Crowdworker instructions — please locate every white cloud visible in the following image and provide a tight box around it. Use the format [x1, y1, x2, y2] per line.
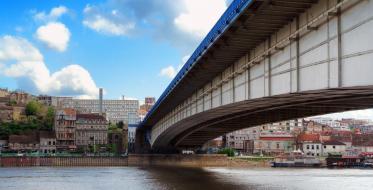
[34, 6, 68, 22]
[159, 55, 189, 79]
[160, 66, 178, 79]
[81, 0, 227, 52]
[182, 55, 190, 63]
[83, 15, 135, 36]
[174, 0, 227, 38]
[36, 22, 71, 52]
[0, 36, 43, 62]
[0, 35, 98, 99]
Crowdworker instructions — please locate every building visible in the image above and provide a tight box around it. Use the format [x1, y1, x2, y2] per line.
[0, 88, 9, 97]
[0, 105, 25, 122]
[75, 113, 108, 150]
[37, 95, 54, 106]
[357, 140, 373, 153]
[9, 91, 32, 105]
[55, 108, 77, 151]
[60, 98, 140, 124]
[0, 105, 13, 122]
[225, 128, 251, 151]
[8, 132, 40, 152]
[128, 124, 138, 153]
[259, 119, 304, 133]
[139, 97, 156, 121]
[353, 134, 373, 153]
[296, 133, 322, 157]
[0, 140, 8, 151]
[253, 132, 294, 155]
[39, 131, 56, 154]
[309, 117, 336, 127]
[140, 97, 156, 112]
[322, 140, 346, 156]
[108, 125, 128, 154]
[225, 119, 303, 152]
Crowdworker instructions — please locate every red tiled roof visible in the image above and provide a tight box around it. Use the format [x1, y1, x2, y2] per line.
[259, 137, 294, 141]
[9, 132, 39, 144]
[352, 134, 373, 146]
[39, 131, 55, 139]
[77, 113, 106, 120]
[63, 108, 76, 116]
[360, 139, 373, 147]
[297, 133, 320, 142]
[323, 140, 346, 145]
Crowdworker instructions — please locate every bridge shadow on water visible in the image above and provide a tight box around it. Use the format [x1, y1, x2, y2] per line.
[141, 166, 259, 190]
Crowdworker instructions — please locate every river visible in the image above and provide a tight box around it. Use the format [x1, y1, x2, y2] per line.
[0, 167, 372, 190]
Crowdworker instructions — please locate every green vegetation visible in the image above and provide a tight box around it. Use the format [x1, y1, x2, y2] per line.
[107, 144, 118, 154]
[0, 100, 55, 139]
[218, 148, 236, 157]
[108, 121, 126, 133]
[25, 100, 42, 116]
[117, 121, 124, 129]
[8, 100, 17, 106]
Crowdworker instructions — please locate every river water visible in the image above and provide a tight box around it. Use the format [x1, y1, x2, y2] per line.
[0, 167, 372, 190]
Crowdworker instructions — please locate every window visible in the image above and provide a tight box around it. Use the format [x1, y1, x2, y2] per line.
[333, 146, 336, 149]
[316, 145, 319, 150]
[276, 143, 280, 149]
[324, 145, 326, 149]
[306, 145, 309, 149]
[312, 145, 314, 150]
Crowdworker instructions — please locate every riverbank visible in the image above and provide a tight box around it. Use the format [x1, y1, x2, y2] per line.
[0, 154, 273, 168]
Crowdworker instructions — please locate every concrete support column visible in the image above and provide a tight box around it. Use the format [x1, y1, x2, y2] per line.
[337, 0, 342, 87]
[268, 37, 272, 96]
[295, 16, 300, 92]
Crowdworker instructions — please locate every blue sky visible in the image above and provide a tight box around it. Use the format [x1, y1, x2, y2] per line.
[0, 0, 229, 100]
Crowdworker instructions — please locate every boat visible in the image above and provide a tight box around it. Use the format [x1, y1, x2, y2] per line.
[271, 150, 321, 168]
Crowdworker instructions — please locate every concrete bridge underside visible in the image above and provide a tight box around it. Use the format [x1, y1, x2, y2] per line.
[156, 87, 373, 148]
[140, 0, 373, 151]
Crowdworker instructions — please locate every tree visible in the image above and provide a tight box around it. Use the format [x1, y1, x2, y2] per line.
[25, 100, 42, 116]
[117, 121, 124, 129]
[43, 106, 55, 130]
[8, 100, 17, 106]
[218, 148, 236, 157]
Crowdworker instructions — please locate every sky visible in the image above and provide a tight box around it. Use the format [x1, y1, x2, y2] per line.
[0, 0, 372, 120]
[0, 0, 229, 100]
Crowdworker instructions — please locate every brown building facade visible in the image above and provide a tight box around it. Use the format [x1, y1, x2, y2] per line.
[75, 114, 108, 149]
[55, 108, 77, 151]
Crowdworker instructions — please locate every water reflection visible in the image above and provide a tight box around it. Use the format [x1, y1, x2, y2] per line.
[1, 167, 373, 190]
[143, 166, 256, 190]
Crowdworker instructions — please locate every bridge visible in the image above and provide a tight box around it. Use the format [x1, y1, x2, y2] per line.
[138, 0, 373, 152]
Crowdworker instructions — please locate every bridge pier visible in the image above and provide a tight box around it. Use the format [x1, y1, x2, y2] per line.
[134, 128, 151, 154]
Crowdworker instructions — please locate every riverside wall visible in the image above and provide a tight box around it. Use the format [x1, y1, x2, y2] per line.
[128, 154, 229, 167]
[0, 154, 266, 167]
[0, 156, 128, 167]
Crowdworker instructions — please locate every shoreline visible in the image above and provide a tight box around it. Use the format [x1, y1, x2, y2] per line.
[0, 154, 273, 168]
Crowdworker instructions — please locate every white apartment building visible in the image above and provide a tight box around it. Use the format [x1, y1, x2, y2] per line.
[302, 142, 323, 157]
[60, 99, 140, 124]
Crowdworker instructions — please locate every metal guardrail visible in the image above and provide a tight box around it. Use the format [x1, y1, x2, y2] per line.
[142, 0, 253, 126]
